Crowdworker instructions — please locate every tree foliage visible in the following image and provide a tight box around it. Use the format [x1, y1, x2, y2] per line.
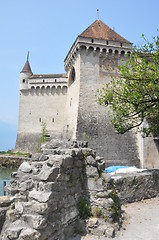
[97, 34, 159, 137]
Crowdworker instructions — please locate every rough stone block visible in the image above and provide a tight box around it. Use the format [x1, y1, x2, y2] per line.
[86, 155, 97, 167]
[0, 196, 12, 208]
[19, 161, 32, 173]
[15, 201, 24, 214]
[37, 165, 59, 181]
[6, 226, 22, 239]
[47, 155, 63, 167]
[23, 214, 47, 230]
[104, 225, 115, 238]
[61, 206, 78, 225]
[19, 228, 41, 240]
[87, 178, 105, 192]
[29, 190, 52, 203]
[62, 155, 74, 169]
[23, 202, 49, 215]
[86, 166, 98, 178]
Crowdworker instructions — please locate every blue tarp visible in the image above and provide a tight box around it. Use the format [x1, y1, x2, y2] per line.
[104, 166, 135, 173]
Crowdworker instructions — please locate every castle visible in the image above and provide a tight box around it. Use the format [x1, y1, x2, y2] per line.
[15, 19, 159, 168]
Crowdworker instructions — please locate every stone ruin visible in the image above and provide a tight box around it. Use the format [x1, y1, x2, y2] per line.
[0, 140, 122, 240]
[1, 139, 159, 240]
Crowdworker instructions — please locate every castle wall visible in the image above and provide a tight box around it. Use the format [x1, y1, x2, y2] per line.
[76, 49, 140, 166]
[16, 81, 67, 153]
[142, 137, 159, 168]
[63, 55, 80, 140]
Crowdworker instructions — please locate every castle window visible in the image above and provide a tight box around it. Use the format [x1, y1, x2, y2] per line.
[121, 50, 125, 56]
[115, 50, 119, 55]
[39, 118, 41, 122]
[55, 79, 57, 82]
[91, 39, 94, 43]
[23, 79, 25, 83]
[43, 80, 45, 83]
[106, 41, 109, 45]
[109, 49, 113, 54]
[52, 118, 55, 123]
[96, 47, 100, 53]
[121, 43, 123, 47]
[68, 67, 76, 86]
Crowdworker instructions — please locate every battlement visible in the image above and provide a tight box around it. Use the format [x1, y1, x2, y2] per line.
[64, 36, 132, 71]
[20, 73, 68, 93]
[21, 85, 67, 96]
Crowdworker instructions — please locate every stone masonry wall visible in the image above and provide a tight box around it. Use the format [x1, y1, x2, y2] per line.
[109, 169, 159, 204]
[0, 140, 121, 240]
[76, 50, 140, 167]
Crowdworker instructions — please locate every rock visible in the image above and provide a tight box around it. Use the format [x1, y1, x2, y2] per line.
[87, 178, 105, 192]
[104, 225, 115, 238]
[95, 156, 105, 171]
[86, 166, 98, 178]
[15, 201, 24, 214]
[47, 155, 63, 167]
[29, 190, 52, 203]
[88, 226, 105, 236]
[19, 228, 41, 240]
[23, 214, 47, 230]
[37, 165, 59, 181]
[19, 161, 32, 173]
[96, 190, 112, 198]
[62, 155, 74, 169]
[86, 155, 97, 167]
[32, 153, 41, 161]
[6, 226, 22, 239]
[0, 196, 12, 207]
[87, 218, 99, 228]
[39, 154, 49, 161]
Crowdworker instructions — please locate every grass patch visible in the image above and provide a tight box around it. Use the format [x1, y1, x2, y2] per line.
[0, 150, 31, 157]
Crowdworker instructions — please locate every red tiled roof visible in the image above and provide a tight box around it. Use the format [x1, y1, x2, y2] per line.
[79, 20, 130, 43]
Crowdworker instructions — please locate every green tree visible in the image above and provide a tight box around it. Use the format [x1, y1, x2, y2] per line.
[97, 34, 159, 137]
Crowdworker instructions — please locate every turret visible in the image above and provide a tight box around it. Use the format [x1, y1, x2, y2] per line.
[20, 52, 33, 90]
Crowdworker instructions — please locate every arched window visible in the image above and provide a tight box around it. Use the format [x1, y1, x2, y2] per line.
[51, 86, 56, 95]
[121, 51, 125, 56]
[30, 86, 35, 96]
[115, 50, 119, 56]
[56, 86, 61, 95]
[41, 86, 45, 96]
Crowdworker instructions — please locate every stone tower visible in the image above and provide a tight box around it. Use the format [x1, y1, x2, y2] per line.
[63, 20, 139, 166]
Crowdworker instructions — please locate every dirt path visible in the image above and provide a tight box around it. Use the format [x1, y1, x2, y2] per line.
[71, 196, 159, 240]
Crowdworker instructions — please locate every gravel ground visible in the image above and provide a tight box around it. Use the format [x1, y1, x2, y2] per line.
[71, 196, 159, 240]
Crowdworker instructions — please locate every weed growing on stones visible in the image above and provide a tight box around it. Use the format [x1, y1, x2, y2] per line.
[94, 206, 102, 218]
[94, 176, 98, 182]
[78, 197, 92, 219]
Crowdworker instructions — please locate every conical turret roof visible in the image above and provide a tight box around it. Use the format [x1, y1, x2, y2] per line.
[21, 52, 32, 73]
[79, 20, 130, 43]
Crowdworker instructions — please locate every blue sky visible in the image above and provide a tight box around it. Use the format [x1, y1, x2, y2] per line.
[0, 0, 158, 151]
